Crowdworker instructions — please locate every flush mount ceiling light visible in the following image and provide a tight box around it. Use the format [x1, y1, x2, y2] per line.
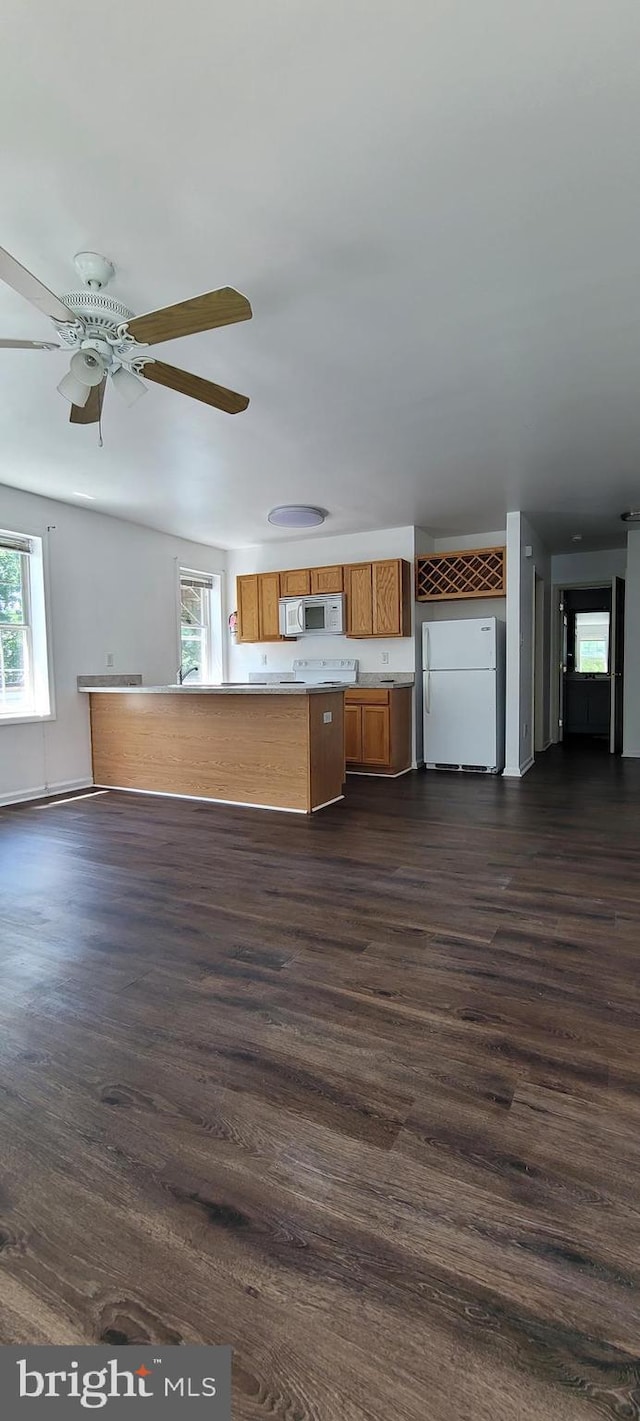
[620, 509, 640, 523]
[268, 505, 327, 529]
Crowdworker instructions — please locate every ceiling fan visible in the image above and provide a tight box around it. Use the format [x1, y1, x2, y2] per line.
[0, 248, 252, 425]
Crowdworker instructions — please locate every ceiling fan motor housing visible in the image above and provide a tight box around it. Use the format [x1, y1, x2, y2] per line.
[53, 291, 147, 374]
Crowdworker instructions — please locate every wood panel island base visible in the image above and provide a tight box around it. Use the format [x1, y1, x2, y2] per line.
[86, 686, 346, 813]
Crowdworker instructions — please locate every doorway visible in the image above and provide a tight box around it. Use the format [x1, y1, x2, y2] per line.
[555, 580, 625, 752]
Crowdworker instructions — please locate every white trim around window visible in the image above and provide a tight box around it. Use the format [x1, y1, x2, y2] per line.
[0, 528, 54, 724]
[176, 563, 224, 685]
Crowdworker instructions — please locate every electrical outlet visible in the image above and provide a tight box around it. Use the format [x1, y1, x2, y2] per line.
[381, 651, 390, 665]
[261, 653, 268, 666]
[106, 653, 114, 668]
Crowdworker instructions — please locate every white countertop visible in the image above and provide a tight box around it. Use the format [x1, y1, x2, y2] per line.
[79, 683, 346, 696]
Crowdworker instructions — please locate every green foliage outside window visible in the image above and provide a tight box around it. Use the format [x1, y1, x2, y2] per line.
[0, 549, 27, 693]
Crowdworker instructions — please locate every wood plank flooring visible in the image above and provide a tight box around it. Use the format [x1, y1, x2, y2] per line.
[1, 744, 639, 1418]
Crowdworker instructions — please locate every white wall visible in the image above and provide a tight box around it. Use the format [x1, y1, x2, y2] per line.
[551, 546, 627, 586]
[504, 513, 551, 776]
[623, 529, 640, 757]
[227, 525, 416, 679]
[0, 485, 226, 805]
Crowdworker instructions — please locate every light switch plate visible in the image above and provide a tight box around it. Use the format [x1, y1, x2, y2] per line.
[323, 711, 333, 723]
[106, 653, 114, 668]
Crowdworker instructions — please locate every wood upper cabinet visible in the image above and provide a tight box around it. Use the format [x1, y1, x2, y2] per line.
[280, 568, 311, 597]
[257, 572, 282, 640]
[236, 572, 282, 642]
[236, 575, 260, 643]
[345, 559, 411, 638]
[238, 557, 411, 642]
[310, 565, 343, 594]
[372, 559, 412, 637]
[345, 563, 374, 637]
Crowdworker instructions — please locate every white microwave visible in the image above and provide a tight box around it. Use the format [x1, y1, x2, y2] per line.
[279, 594, 345, 637]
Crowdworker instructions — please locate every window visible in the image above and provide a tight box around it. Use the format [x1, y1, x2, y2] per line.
[0, 530, 51, 720]
[575, 611, 610, 674]
[179, 570, 214, 683]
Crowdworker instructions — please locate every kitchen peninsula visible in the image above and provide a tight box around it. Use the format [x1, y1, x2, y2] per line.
[81, 684, 345, 813]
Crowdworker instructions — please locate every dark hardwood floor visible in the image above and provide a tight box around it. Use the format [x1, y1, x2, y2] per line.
[1, 748, 640, 1418]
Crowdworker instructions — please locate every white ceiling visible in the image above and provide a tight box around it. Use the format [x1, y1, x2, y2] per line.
[1, 0, 640, 551]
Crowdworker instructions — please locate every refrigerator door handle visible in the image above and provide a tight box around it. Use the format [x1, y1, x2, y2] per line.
[424, 670, 430, 714]
[424, 625, 430, 672]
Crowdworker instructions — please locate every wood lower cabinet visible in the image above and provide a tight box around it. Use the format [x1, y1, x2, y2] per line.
[280, 568, 311, 597]
[310, 565, 343, 594]
[344, 702, 362, 762]
[345, 687, 412, 775]
[237, 572, 282, 642]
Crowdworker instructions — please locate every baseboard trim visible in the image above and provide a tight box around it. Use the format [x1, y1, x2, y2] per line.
[346, 766, 414, 779]
[0, 777, 93, 809]
[502, 756, 535, 779]
[94, 783, 321, 815]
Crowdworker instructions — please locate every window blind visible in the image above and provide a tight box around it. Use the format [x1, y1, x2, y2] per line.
[0, 531, 33, 555]
[180, 570, 214, 589]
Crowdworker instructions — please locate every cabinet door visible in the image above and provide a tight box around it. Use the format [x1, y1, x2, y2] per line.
[236, 575, 260, 642]
[344, 703, 362, 762]
[361, 704, 391, 765]
[310, 565, 343, 594]
[280, 568, 311, 597]
[345, 563, 373, 637]
[369, 557, 403, 636]
[258, 572, 282, 640]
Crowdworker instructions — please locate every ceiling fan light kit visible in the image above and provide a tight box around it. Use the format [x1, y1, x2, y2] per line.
[57, 369, 91, 408]
[70, 347, 106, 386]
[0, 245, 252, 427]
[111, 363, 147, 406]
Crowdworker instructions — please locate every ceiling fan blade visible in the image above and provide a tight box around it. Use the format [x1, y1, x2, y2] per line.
[0, 338, 60, 349]
[70, 378, 106, 425]
[0, 247, 79, 324]
[126, 288, 252, 346]
[141, 359, 249, 414]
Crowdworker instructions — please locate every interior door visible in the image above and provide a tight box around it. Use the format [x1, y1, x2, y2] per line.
[558, 598, 568, 742]
[611, 576, 625, 753]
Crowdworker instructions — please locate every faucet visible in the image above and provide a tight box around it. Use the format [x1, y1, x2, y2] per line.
[177, 665, 199, 684]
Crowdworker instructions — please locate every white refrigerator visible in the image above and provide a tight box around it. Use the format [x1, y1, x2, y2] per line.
[422, 617, 505, 773]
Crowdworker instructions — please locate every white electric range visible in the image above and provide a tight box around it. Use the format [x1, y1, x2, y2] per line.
[247, 658, 359, 687]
